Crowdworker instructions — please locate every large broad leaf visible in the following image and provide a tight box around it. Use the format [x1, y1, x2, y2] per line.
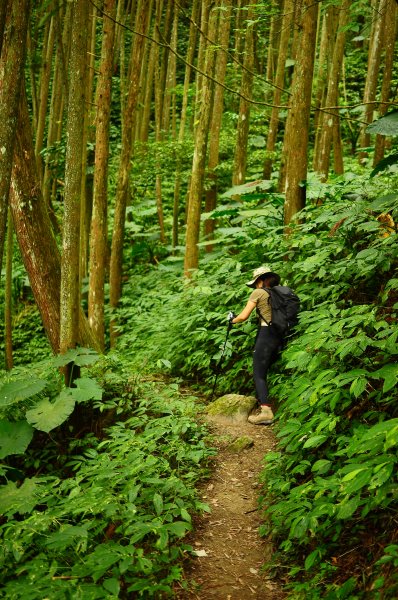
[0, 419, 34, 458]
[221, 179, 273, 198]
[371, 152, 398, 177]
[51, 347, 100, 368]
[366, 111, 398, 136]
[0, 478, 41, 515]
[25, 392, 75, 432]
[69, 377, 103, 403]
[0, 378, 47, 407]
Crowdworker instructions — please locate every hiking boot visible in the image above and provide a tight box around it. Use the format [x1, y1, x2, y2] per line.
[248, 406, 274, 425]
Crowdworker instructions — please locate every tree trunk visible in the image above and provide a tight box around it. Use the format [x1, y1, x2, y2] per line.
[4, 209, 13, 370]
[172, 0, 200, 248]
[358, 0, 388, 159]
[315, 0, 350, 181]
[154, 0, 167, 243]
[232, 0, 257, 187]
[11, 92, 99, 354]
[263, 0, 293, 180]
[109, 0, 150, 346]
[283, 0, 317, 225]
[0, 0, 30, 276]
[312, 5, 338, 168]
[88, 0, 116, 351]
[34, 10, 56, 182]
[184, 1, 218, 276]
[373, 0, 396, 165]
[204, 0, 232, 248]
[0, 0, 7, 56]
[60, 0, 89, 358]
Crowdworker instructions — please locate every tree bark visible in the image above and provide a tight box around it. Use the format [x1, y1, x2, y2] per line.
[60, 0, 89, 357]
[184, 1, 218, 276]
[4, 209, 13, 370]
[315, 0, 350, 181]
[358, 0, 388, 158]
[373, 0, 396, 165]
[10, 92, 99, 354]
[172, 0, 200, 248]
[0, 0, 30, 276]
[204, 0, 232, 248]
[34, 10, 56, 182]
[263, 0, 293, 180]
[283, 0, 317, 225]
[232, 0, 257, 187]
[88, 0, 116, 351]
[109, 0, 150, 345]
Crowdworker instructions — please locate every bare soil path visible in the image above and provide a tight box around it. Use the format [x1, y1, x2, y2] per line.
[176, 415, 286, 600]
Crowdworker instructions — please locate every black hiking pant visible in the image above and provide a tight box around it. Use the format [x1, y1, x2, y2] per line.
[253, 326, 282, 406]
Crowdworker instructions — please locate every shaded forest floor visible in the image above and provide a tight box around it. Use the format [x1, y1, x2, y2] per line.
[175, 412, 286, 600]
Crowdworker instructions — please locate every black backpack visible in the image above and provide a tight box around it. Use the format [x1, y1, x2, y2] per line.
[257, 285, 300, 337]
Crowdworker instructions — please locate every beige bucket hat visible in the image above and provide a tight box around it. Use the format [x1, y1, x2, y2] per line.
[245, 265, 280, 288]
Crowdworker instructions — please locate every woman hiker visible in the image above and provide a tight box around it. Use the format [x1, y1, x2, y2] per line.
[230, 266, 283, 425]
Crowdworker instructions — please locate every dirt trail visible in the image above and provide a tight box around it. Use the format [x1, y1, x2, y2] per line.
[177, 417, 285, 600]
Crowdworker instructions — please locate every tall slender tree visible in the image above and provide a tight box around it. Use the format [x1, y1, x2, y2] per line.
[89, 0, 117, 350]
[184, 1, 218, 275]
[282, 0, 318, 225]
[60, 0, 89, 363]
[315, 0, 351, 181]
[232, 0, 257, 186]
[4, 209, 13, 370]
[11, 92, 99, 353]
[109, 0, 150, 345]
[0, 0, 30, 274]
[204, 0, 232, 248]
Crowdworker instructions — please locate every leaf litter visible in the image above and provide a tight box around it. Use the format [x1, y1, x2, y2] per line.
[175, 415, 286, 599]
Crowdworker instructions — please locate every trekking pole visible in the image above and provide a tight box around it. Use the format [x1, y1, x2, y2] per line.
[209, 312, 235, 402]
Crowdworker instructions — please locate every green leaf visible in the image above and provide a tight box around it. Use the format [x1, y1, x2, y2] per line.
[303, 434, 328, 449]
[153, 493, 163, 516]
[69, 377, 103, 402]
[102, 578, 120, 597]
[366, 110, 398, 136]
[342, 468, 372, 494]
[371, 152, 398, 177]
[311, 459, 332, 474]
[52, 347, 100, 367]
[384, 425, 398, 451]
[221, 179, 273, 198]
[336, 495, 360, 519]
[350, 377, 367, 398]
[0, 419, 34, 458]
[0, 478, 40, 515]
[25, 392, 75, 432]
[372, 363, 398, 393]
[166, 521, 191, 537]
[0, 378, 47, 407]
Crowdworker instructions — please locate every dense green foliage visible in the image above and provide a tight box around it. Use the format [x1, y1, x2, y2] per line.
[0, 354, 213, 598]
[115, 164, 398, 597]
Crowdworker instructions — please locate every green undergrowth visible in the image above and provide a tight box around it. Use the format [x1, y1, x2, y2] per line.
[0, 354, 214, 599]
[115, 168, 398, 597]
